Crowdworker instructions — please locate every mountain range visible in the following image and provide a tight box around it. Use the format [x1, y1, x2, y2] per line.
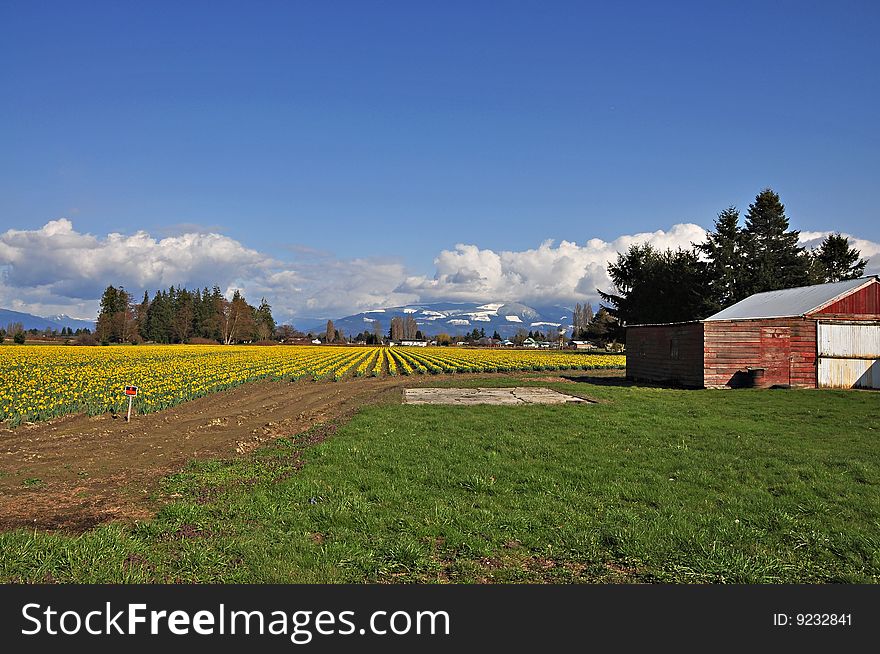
[296, 301, 576, 339]
[0, 308, 96, 332]
[1, 301, 579, 339]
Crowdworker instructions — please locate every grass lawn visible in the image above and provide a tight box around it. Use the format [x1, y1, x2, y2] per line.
[1, 378, 878, 583]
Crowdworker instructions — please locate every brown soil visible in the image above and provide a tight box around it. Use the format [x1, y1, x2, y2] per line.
[0, 370, 622, 532]
[0, 372, 542, 532]
[0, 376, 412, 531]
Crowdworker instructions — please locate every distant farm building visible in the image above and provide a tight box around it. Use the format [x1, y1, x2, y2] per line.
[399, 339, 428, 347]
[570, 340, 596, 350]
[626, 276, 880, 389]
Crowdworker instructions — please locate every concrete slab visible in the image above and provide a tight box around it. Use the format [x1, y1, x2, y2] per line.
[403, 387, 591, 406]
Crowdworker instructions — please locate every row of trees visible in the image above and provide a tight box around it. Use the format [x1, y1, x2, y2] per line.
[351, 319, 385, 345]
[96, 285, 276, 345]
[389, 315, 420, 341]
[600, 188, 869, 330]
[1, 323, 93, 343]
[0, 323, 27, 344]
[569, 307, 617, 344]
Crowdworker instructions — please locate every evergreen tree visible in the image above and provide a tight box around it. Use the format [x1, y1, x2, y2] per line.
[146, 290, 173, 343]
[812, 233, 868, 283]
[207, 286, 225, 341]
[254, 298, 276, 340]
[135, 291, 150, 341]
[171, 287, 194, 343]
[599, 243, 712, 330]
[191, 288, 208, 338]
[585, 308, 617, 345]
[96, 285, 133, 343]
[740, 189, 811, 295]
[96, 286, 120, 342]
[697, 206, 746, 310]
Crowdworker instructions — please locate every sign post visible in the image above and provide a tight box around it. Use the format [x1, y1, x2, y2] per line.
[124, 385, 138, 422]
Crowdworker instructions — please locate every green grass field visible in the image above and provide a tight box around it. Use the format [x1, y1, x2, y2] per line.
[1, 378, 878, 583]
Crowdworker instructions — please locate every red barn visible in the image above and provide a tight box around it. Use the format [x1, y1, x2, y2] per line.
[626, 276, 880, 389]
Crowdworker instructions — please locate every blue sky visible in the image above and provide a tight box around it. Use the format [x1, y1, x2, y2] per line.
[1, 1, 878, 320]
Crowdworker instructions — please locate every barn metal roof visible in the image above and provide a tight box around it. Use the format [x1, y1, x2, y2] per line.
[704, 277, 876, 321]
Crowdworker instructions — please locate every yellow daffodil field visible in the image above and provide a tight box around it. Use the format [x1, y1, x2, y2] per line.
[0, 345, 624, 426]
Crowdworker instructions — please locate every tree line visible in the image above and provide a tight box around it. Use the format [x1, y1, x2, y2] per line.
[600, 188, 869, 332]
[95, 285, 276, 345]
[1, 322, 93, 345]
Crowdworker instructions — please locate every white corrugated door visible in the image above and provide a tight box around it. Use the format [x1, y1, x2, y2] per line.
[817, 322, 880, 389]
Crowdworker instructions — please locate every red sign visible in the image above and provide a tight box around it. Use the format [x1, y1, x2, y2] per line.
[124, 386, 138, 396]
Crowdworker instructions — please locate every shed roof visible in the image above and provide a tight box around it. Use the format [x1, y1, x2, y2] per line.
[704, 277, 877, 321]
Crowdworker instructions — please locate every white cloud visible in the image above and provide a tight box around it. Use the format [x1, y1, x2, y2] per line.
[397, 223, 709, 306]
[0, 219, 415, 322]
[1, 219, 876, 323]
[0, 219, 270, 318]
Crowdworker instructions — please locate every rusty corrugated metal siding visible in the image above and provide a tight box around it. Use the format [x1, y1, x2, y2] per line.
[818, 322, 880, 358]
[818, 358, 880, 389]
[817, 321, 880, 389]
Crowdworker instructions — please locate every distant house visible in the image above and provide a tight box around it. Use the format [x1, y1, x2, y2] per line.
[311, 339, 321, 345]
[522, 337, 538, 348]
[501, 339, 514, 346]
[570, 340, 596, 350]
[400, 339, 428, 347]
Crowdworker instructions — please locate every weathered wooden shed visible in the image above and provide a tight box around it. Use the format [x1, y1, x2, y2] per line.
[626, 276, 880, 389]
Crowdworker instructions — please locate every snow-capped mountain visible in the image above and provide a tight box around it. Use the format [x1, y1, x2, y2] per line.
[46, 314, 97, 330]
[296, 302, 578, 339]
[0, 308, 96, 332]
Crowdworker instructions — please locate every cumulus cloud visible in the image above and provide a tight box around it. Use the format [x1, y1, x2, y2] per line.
[1, 219, 877, 323]
[397, 223, 710, 306]
[0, 219, 270, 317]
[0, 219, 415, 321]
[247, 257, 417, 320]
